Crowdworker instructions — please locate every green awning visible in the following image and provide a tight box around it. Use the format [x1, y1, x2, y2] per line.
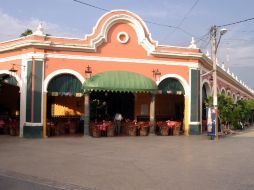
[47, 74, 82, 96]
[82, 71, 158, 93]
[0, 74, 18, 86]
[158, 78, 185, 95]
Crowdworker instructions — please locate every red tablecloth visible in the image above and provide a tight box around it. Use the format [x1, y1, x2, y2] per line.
[0, 120, 5, 128]
[95, 121, 112, 131]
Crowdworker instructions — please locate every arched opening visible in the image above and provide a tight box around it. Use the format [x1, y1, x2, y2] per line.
[221, 88, 226, 95]
[232, 94, 236, 103]
[156, 78, 185, 135]
[202, 84, 209, 132]
[46, 74, 84, 137]
[0, 74, 20, 136]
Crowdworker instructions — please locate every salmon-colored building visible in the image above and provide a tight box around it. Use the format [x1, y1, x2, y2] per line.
[0, 10, 253, 138]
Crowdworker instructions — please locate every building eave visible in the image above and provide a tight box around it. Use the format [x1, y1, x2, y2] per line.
[0, 40, 96, 53]
[150, 50, 203, 60]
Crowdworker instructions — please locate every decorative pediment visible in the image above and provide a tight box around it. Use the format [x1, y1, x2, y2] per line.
[84, 10, 158, 54]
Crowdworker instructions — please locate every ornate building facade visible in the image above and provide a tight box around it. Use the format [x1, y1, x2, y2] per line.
[0, 10, 253, 138]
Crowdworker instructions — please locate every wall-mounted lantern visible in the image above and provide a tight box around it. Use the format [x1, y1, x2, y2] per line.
[152, 69, 161, 81]
[85, 65, 92, 79]
[9, 64, 26, 73]
[9, 64, 18, 73]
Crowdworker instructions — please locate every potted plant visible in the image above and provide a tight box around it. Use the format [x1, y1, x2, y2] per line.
[90, 122, 101, 138]
[172, 121, 181, 135]
[139, 121, 149, 136]
[128, 120, 137, 136]
[157, 121, 168, 136]
[106, 121, 114, 137]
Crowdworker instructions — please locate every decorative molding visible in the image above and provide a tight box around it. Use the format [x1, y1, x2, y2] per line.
[45, 53, 198, 68]
[188, 37, 197, 49]
[189, 122, 201, 125]
[0, 51, 197, 68]
[85, 9, 157, 51]
[43, 69, 85, 92]
[157, 73, 190, 96]
[84, 11, 157, 54]
[151, 51, 203, 59]
[0, 55, 22, 62]
[24, 122, 42, 126]
[117, 32, 129, 44]
[33, 23, 45, 36]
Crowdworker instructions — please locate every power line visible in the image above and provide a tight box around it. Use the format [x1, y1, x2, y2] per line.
[223, 38, 254, 42]
[72, 0, 202, 40]
[218, 17, 254, 27]
[172, 0, 200, 33]
[73, 0, 109, 12]
[143, 20, 195, 37]
[199, 35, 211, 50]
[196, 30, 211, 44]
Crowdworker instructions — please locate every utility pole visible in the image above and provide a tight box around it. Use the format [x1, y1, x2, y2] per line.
[211, 25, 219, 140]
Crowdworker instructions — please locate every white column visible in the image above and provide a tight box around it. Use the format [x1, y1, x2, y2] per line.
[184, 95, 189, 136]
[42, 92, 47, 138]
[149, 93, 156, 134]
[19, 55, 28, 137]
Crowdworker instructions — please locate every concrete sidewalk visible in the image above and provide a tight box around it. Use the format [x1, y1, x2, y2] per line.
[0, 129, 254, 190]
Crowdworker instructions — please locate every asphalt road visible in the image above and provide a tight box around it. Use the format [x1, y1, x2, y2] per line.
[1, 127, 254, 190]
[0, 175, 61, 190]
[0, 170, 92, 190]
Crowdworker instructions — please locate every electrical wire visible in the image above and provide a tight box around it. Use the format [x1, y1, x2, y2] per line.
[217, 17, 254, 28]
[72, 0, 202, 40]
[196, 30, 211, 44]
[143, 20, 195, 37]
[170, 0, 200, 34]
[73, 0, 109, 12]
[199, 35, 211, 50]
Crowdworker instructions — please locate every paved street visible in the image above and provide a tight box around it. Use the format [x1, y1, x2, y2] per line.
[1, 127, 254, 190]
[0, 175, 67, 190]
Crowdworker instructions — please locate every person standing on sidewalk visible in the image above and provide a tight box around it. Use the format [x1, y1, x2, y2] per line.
[114, 112, 123, 136]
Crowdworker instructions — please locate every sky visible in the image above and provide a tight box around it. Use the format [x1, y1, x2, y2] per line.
[0, 0, 253, 90]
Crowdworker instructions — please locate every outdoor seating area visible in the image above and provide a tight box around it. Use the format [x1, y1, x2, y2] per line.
[156, 121, 182, 136]
[46, 117, 83, 137]
[89, 120, 182, 137]
[0, 118, 19, 136]
[90, 120, 151, 137]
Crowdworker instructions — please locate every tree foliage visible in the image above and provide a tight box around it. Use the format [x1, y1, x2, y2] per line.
[218, 94, 234, 126]
[20, 29, 33, 37]
[205, 94, 254, 129]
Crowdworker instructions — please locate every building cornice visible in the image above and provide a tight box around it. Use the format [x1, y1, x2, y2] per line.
[199, 54, 253, 97]
[150, 51, 203, 60]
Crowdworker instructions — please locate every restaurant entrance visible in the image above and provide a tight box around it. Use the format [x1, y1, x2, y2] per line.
[83, 71, 158, 137]
[0, 74, 20, 136]
[155, 77, 185, 136]
[46, 73, 84, 137]
[90, 91, 134, 122]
